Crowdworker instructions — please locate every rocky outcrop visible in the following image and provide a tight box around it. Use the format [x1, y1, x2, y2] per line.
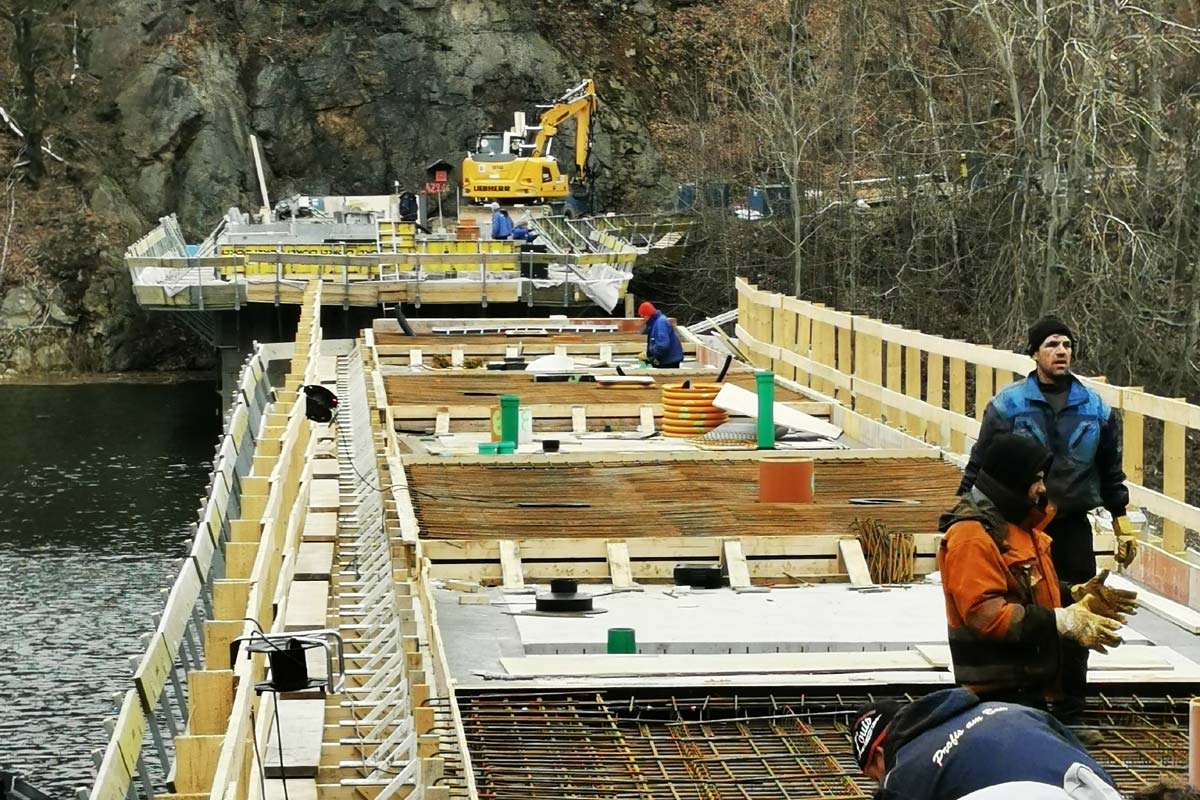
[0, 0, 679, 372]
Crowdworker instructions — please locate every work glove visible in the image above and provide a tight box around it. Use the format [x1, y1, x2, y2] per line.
[1055, 595, 1124, 653]
[1113, 515, 1138, 568]
[1069, 569, 1138, 622]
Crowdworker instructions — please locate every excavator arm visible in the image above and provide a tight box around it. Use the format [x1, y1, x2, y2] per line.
[530, 79, 597, 180]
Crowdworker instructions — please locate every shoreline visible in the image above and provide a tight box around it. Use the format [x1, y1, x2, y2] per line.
[0, 370, 213, 386]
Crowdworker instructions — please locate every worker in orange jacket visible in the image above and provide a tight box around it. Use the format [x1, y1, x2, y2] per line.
[937, 433, 1137, 711]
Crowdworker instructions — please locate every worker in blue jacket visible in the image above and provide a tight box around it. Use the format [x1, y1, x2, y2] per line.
[637, 302, 684, 368]
[490, 201, 513, 239]
[958, 317, 1133, 728]
[851, 687, 1122, 800]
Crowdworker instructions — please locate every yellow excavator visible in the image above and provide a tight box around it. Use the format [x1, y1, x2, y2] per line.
[461, 79, 597, 203]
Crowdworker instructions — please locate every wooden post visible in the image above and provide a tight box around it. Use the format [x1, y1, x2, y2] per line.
[1163, 420, 1187, 552]
[905, 345, 923, 438]
[188, 671, 235, 735]
[926, 353, 944, 446]
[885, 337, 903, 427]
[795, 308, 812, 388]
[974, 350, 995, 422]
[949, 357, 967, 453]
[773, 306, 798, 381]
[1122, 389, 1144, 485]
[837, 323, 853, 406]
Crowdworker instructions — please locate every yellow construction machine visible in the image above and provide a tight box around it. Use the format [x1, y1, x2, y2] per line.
[461, 79, 597, 204]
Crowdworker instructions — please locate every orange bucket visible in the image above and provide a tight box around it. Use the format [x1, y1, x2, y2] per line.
[758, 459, 815, 503]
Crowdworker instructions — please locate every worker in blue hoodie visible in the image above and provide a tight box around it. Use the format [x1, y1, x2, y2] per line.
[850, 687, 1122, 800]
[637, 301, 684, 368]
[490, 201, 513, 240]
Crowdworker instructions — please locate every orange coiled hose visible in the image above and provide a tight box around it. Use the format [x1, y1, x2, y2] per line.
[661, 382, 728, 438]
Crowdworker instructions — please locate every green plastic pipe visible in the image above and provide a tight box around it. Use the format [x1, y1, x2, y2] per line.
[756, 370, 775, 450]
[499, 395, 520, 446]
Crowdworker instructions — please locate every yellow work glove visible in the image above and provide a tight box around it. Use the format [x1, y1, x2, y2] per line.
[1070, 569, 1138, 623]
[1055, 595, 1124, 653]
[1113, 516, 1138, 567]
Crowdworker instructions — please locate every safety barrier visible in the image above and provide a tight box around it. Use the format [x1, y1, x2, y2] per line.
[83, 346, 273, 800]
[735, 277, 1200, 604]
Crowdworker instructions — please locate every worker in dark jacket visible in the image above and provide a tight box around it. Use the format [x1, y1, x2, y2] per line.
[851, 688, 1123, 799]
[958, 317, 1134, 722]
[637, 302, 684, 368]
[939, 433, 1133, 709]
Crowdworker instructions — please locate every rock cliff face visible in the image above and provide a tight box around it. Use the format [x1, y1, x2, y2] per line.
[0, 0, 681, 372]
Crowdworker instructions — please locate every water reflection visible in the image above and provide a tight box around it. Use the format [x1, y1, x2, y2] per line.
[0, 382, 217, 795]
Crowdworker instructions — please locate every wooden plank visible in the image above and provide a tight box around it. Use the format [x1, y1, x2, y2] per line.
[213, 579, 251, 620]
[1162, 420, 1186, 552]
[203, 620, 244, 670]
[188, 671, 235, 735]
[606, 542, 636, 590]
[303, 512, 338, 543]
[132, 634, 174, 710]
[838, 539, 873, 587]
[265, 698, 325, 777]
[926, 353, 944, 446]
[885, 337, 903, 426]
[230, 519, 261, 543]
[918, 642, 1173, 672]
[499, 540, 525, 589]
[1122, 389, 1145, 485]
[722, 539, 752, 589]
[285, 581, 330, 631]
[265, 779, 319, 800]
[904, 343, 922, 437]
[295, 542, 335, 581]
[310, 459, 340, 479]
[309, 479, 341, 513]
[836, 324, 854, 405]
[173, 735, 224, 794]
[949, 357, 967, 452]
[226, 542, 259, 579]
[427, 557, 855, 584]
[974, 357, 994, 420]
[160, 560, 203, 655]
[712, 382, 843, 439]
[500, 650, 938, 677]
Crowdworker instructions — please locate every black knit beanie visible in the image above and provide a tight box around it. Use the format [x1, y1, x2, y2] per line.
[1027, 316, 1074, 355]
[980, 433, 1052, 496]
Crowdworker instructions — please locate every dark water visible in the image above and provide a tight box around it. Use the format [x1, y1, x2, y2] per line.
[0, 382, 219, 797]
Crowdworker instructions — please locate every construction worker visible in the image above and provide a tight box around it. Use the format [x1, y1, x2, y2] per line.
[939, 433, 1136, 712]
[490, 201, 513, 240]
[637, 301, 684, 368]
[958, 317, 1135, 724]
[512, 219, 538, 243]
[850, 687, 1123, 799]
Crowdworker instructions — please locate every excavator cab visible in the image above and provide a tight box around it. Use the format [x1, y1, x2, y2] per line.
[462, 80, 596, 204]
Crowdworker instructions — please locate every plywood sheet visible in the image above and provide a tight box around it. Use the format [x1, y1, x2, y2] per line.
[294, 542, 334, 581]
[285, 581, 329, 631]
[264, 698, 324, 777]
[308, 480, 340, 513]
[302, 512, 338, 543]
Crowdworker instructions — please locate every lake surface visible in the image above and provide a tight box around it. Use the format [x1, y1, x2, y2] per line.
[0, 381, 219, 797]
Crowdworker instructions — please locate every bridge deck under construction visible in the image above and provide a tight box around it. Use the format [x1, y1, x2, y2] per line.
[83, 286, 1200, 800]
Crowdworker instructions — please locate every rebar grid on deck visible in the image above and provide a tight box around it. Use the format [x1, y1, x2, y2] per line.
[453, 691, 1189, 799]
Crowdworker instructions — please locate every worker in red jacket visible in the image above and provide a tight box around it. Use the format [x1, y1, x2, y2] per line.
[937, 433, 1136, 712]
